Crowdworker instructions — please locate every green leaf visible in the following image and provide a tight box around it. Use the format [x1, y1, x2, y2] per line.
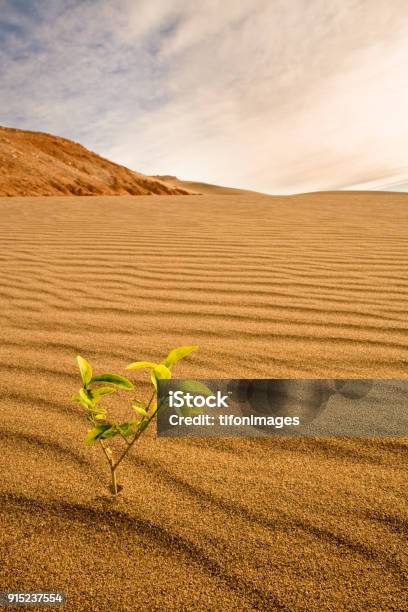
[180, 405, 203, 417]
[153, 364, 171, 379]
[84, 423, 112, 445]
[77, 355, 92, 386]
[126, 360, 158, 370]
[75, 387, 115, 418]
[162, 345, 198, 368]
[118, 421, 136, 437]
[79, 386, 117, 409]
[100, 427, 118, 440]
[90, 373, 134, 390]
[89, 386, 117, 399]
[71, 393, 89, 410]
[79, 388, 95, 407]
[132, 399, 148, 410]
[87, 404, 107, 416]
[150, 364, 171, 390]
[176, 380, 214, 396]
[132, 405, 148, 417]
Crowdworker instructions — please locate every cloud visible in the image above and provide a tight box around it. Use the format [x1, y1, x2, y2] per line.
[1, 0, 408, 193]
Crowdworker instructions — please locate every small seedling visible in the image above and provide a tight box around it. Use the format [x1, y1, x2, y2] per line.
[72, 345, 198, 495]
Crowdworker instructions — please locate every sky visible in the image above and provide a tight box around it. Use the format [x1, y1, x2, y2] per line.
[1, 0, 408, 194]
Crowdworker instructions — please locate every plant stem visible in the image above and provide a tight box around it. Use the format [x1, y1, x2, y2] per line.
[113, 418, 149, 469]
[117, 429, 131, 446]
[99, 440, 118, 495]
[113, 394, 161, 470]
[104, 392, 162, 494]
[146, 390, 155, 412]
[110, 465, 118, 495]
[99, 439, 113, 465]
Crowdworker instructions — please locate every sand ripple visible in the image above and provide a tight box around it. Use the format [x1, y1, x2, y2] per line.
[0, 193, 407, 610]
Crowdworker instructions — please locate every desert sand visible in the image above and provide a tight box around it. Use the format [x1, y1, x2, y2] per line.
[0, 191, 407, 611]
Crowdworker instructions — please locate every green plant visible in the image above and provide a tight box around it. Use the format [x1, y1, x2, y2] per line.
[72, 345, 198, 495]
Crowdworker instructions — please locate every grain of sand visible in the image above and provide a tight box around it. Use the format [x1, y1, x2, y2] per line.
[0, 193, 407, 611]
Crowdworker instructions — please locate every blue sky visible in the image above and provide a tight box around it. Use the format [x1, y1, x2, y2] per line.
[1, 0, 408, 194]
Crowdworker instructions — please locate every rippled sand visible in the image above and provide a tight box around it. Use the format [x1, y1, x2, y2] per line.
[1, 193, 407, 610]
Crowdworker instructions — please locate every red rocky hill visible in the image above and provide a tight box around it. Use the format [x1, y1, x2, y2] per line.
[0, 126, 190, 196]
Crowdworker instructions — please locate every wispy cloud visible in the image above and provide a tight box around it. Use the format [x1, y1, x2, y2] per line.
[1, 0, 408, 193]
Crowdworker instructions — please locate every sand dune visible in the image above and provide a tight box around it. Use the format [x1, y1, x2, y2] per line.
[0, 126, 190, 196]
[154, 174, 265, 195]
[0, 191, 407, 610]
